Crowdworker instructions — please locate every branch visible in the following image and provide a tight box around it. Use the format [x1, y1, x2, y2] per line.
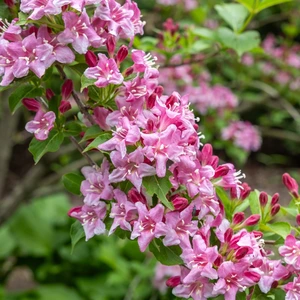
[55, 64, 96, 126]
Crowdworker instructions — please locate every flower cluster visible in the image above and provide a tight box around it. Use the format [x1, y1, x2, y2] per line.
[157, 0, 197, 10]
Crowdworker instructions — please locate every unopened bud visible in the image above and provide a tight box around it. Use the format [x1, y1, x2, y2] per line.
[244, 214, 260, 226]
[124, 66, 134, 77]
[296, 215, 300, 226]
[85, 50, 98, 67]
[214, 165, 230, 178]
[232, 183, 251, 200]
[154, 86, 164, 97]
[147, 93, 156, 109]
[214, 255, 222, 267]
[61, 79, 73, 100]
[166, 276, 181, 288]
[271, 193, 279, 206]
[4, 0, 14, 8]
[235, 247, 249, 260]
[209, 156, 219, 169]
[22, 98, 40, 112]
[188, 134, 198, 145]
[171, 196, 189, 211]
[244, 271, 260, 283]
[201, 144, 213, 165]
[59, 100, 72, 113]
[253, 231, 263, 239]
[270, 204, 280, 217]
[106, 35, 116, 56]
[128, 188, 147, 204]
[116, 45, 128, 64]
[166, 94, 177, 107]
[46, 88, 55, 100]
[259, 192, 268, 207]
[271, 281, 278, 289]
[224, 228, 233, 243]
[163, 18, 179, 35]
[283, 173, 299, 198]
[233, 212, 245, 224]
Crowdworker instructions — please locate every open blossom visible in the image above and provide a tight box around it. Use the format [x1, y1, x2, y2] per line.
[84, 53, 123, 87]
[25, 109, 56, 140]
[284, 276, 300, 300]
[279, 235, 300, 270]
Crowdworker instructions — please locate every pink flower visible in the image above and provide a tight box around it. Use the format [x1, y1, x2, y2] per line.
[84, 53, 123, 87]
[20, 0, 61, 20]
[25, 109, 56, 140]
[279, 235, 300, 270]
[131, 50, 159, 79]
[80, 159, 113, 206]
[284, 276, 300, 300]
[68, 202, 107, 240]
[131, 202, 166, 252]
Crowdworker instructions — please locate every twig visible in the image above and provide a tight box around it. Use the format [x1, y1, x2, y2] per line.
[55, 64, 96, 126]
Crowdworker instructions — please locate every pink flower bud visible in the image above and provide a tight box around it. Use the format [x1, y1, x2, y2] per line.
[296, 215, 300, 226]
[59, 100, 72, 113]
[270, 204, 280, 216]
[166, 276, 181, 288]
[235, 247, 249, 260]
[244, 271, 260, 283]
[85, 50, 98, 67]
[68, 206, 81, 217]
[271, 281, 278, 289]
[106, 35, 116, 57]
[213, 165, 230, 178]
[128, 188, 147, 205]
[147, 93, 156, 109]
[165, 94, 177, 107]
[224, 228, 233, 243]
[154, 86, 164, 97]
[232, 182, 251, 200]
[233, 212, 245, 224]
[271, 193, 279, 206]
[244, 214, 260, 226]
[22, 98, 40, 112]
[4, 0, 14, 8]
[200, 144, 213, 165]
[171, 196, 189, 211]
[124, 66, 134, 77]
[116, 45, 128, 64]
[214, 255, 223, 267]
[188, 134, 198, 146]
[61, 79, 73, 100]
[46, 88, 55, 100]
[283, 173, 299, 198]
[163, 18, 179, 36]
[209, 156, 219, 169]
[259, 191, 268, 207]
[252, 231, 263, 239]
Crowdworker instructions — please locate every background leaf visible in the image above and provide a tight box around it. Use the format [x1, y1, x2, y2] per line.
[62, 173, 84, 195]
[70, 221, 85, 254]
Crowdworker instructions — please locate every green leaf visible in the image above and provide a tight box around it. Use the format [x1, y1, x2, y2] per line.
[69, 63, 88, 76]
[8, 84, 44, 114]
[29, 130, 64, 164]
[189, 40, 212, 54]
[62, 173, 84, 195]
[80, 125, 102, 142]
[0, 227, 16, 259]
[143, 174, 174, 210]
[215, 4, 249, 32]
[235, 0, 256, 12]
[256, 0, 293, 12]
[81, 75, 97, 91]
[217, 27, 260, 56]
[191, 27, 216, 40]
[83, 132, 112, 153]
[248, 190, 261, 215]
[216, 186, 231, 217]
[70, 221, 85, 254]
[149, 239, 183, 266]
[261, 222, 291, 239]
[15, 12, 28, 25]
[37, 284, 83, 300]
[63, 121, 83, 137]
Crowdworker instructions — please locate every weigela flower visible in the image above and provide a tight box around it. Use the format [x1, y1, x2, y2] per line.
[279, 235, 300, 270]
[284, 276, 300, 300]
[25, 109, 56, 140]
[84, 53, 123, 87]
[20, 0, 61, 20]
[131, 50, 159, 79]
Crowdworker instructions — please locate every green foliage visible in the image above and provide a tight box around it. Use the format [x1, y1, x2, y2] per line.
[80, 75, 97, 90]
[62, 173, 84, 195]
[29, 130, 64, 163]
[236, 0, 292, 12]
[80, 125, 102, 142]
[83, 132, 112, 152]
[260, 222, 291, 239]
[70, 221, 85, 254]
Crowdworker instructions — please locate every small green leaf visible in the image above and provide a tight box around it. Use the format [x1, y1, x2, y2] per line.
[149, 239, 183, 266]
[263, 222, 291, 239]
[248, 190, 261, 215]
[235, 0, 256, 12]
[256, 0, 293, 12]
[62, 173, 84, 195]
[143, 174, 173, 210]
[70, 221, 85, 254]
[9, 85, 44, 114]
[189, 40, 212, 54]
[83, 132, 112, 153]
[80, 125, 102, 142]
[216, 186, 231, 217]
[191, 27, 216, 40]
[81, 76, 97, 91]
[63, 121, 83, 137]
[69, 63, 88, 76]
[15, 12, 28, 25]
[29, 130, 64, 164]
[215, 4, 249, 32]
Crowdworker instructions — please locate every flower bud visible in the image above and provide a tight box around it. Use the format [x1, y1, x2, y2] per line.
[68, 206, 81, 217]
[4, 0, 14, 8]
[213, 165, 230, 178]
[271, 281, 278, 289]
[252, 231, 263, 239]
[214, 255, 223, 267]
[163, 18, 179, 36]
[124, 66, 134, 77]
[171, 196, 189, 211]
[146, 93, 156, 109]
[116, 45, 128, 64]
[85, 50, 98, 67]
[296, 215, 300, 226]
[59, 100, 72, 113]
[244, 271, 260, 283]
[243, 214, 260, 226]
[271, 193, 279, 206]
[270, 204, 280, 217]
[259, 191, 268, 207]
[224, 228, 233, 243]
[106, 35, 116, 56]
[232, 183, 251, 200]
[201, 144, 213, 165]
[22, 98, 40, 112]
[128, 188, 147, 205]
[188, 134, 198, 146]
[235, 247, 249, 260]
[61, 79, 73, 101]
[46, 88, 55, 100]
[209, 156, 219, 169]
[166, 94, 177, 107]
[154, 86, 164, 97]
[282, 173, 299, 198]
[166, 276, 181, 288]
[233, 212, 245, 224]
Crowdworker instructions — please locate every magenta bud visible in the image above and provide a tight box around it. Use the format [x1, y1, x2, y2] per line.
[201, 144, 213, 165]
[163, 18, 179, 36]
[281, 271, 292, 281]
[22, 98, 40, 112]
[147, 93, 157, 109]
[296, 215, 300, 226]
[61, 79, 73, 101]
[244, 214, 260, 226]
[68, 206, 81, 218]
[154, 85, 164, 97]
[59, 100, 72, 113]
[244, 271, 260, 283]
[124, 66, 134, 77]
[253, 231, 263, 239]
[46, 88, 55, 100]
[259, 192, 268, 207]
[85, 50, 98, 67]
[166, 276, 181, 288]
[172, 196, 189, 211]
[214, 255, 223, 267]
[106, 35, 116, 56]
[235, 247, 249, 260]
[4, 0, 14, 8]
[188, 134, 198, 146]
[234, 182, 251, 200]
[271, 193, 279, 206]
[271, 281, 278, 289]
[283, 173, 299, 198]
[270, 204, 280, 216]
[252, 259, 263, 268]
[209, 156, 219, 169]
[128, 188, 147, 205]
[214, 165, 230, 178]
[166, 94, 177, 107]
[224, 228, 233, 243]
[116, 45, 128, 64]
[233, 212, 245, 224]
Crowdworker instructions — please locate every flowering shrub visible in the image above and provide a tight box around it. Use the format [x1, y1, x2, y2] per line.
[1, 0, 300, 299]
